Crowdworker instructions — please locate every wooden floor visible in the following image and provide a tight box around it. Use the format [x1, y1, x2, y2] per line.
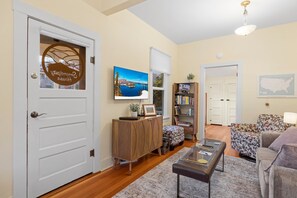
[42, 125, 239, 198]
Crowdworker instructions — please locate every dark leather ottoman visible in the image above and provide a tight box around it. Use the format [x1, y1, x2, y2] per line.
[172, 139, 226, 198]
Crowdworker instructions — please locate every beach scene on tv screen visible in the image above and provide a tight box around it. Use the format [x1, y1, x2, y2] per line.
[114, 66, 148, 99]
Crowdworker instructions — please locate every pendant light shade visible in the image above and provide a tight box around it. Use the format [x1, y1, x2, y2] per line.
[235, 0, 256, 36]
[235, 24, 256, 36]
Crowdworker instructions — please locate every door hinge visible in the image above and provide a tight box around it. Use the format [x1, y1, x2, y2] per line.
[90, 149, 95, 157]
[90, 56, 95, 64]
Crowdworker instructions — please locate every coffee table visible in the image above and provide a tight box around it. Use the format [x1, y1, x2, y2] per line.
[172, 139, 226, 198]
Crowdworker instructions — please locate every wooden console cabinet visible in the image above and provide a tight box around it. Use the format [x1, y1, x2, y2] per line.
[112, 116, 163, 173]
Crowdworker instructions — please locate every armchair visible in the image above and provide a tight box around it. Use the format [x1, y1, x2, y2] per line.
[230, 114, 293, 159]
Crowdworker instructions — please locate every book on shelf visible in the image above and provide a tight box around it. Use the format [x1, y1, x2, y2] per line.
[177, 122, 192, 127]
[174, 106, 181, 115]
[175, 95, 193, 105]
[174, 116, 192, 127]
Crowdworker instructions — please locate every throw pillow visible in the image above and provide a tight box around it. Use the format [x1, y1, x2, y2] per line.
[274, 144, 297, 169]
[265, 144, 297, 171]
[269, 127, 297, 152]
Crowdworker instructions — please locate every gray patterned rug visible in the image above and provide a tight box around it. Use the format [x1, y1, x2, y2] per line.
[113, 147, 261, 198]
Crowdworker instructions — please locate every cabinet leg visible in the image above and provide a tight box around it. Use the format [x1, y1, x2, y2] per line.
[158, 148, 161, 155]
[113, 158, 120, 169]
[127, 162, 132, 175]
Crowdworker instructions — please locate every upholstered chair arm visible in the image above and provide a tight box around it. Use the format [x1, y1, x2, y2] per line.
[230, 123, 258, 133]
[269, 165, 297, 198]
[260, 131, 281, 148]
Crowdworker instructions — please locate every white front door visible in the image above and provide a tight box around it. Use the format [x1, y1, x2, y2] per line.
[28, 19, 94, 197]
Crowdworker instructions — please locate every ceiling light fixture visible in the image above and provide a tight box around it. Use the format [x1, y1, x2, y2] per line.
[235, 0, 256, 36]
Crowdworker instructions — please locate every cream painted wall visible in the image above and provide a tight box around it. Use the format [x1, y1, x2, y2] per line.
[3, 0, 297, 197]
[178, 23, 297, 123]
[0, 0, 13, 197]
[21, 0, 178, 168]
[1, 0, 177, 197]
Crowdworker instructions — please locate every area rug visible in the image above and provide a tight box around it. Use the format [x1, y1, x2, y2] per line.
[113, 147, 261, 198]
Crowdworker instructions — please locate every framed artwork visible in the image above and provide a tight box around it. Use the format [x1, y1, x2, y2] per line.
[258, 73, 296, 97]
[143, 104, 156, 116]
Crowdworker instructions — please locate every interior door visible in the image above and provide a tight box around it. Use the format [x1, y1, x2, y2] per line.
[28, 19, 94, 197]
[225, 80, 237, 125]
[207, 81, 224, 125]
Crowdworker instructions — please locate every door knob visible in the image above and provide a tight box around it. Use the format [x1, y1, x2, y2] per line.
[30, 111, 47, 118]
[226, 99, 230, 101]
[31, 72, 38, 79]
[220, 99, 224, 101]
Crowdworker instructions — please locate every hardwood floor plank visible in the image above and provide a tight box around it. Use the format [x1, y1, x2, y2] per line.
[41, 125, 239, 198]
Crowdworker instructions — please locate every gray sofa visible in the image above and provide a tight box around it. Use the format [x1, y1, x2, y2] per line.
[256, 131, 297, 198]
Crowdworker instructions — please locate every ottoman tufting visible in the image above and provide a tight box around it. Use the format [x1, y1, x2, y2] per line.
[163, 125, 185, 150]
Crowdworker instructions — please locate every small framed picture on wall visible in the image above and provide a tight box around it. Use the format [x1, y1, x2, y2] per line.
[143, 104, 156, 116]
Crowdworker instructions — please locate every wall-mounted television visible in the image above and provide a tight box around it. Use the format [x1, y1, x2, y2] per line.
[114, 66, 149, 100]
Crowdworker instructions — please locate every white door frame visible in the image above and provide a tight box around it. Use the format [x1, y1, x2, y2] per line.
[199, 62, 242, 140]
[13, 1, 101, 197]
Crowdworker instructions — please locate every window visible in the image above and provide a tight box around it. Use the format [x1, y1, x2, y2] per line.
[150, 48, 171, 118]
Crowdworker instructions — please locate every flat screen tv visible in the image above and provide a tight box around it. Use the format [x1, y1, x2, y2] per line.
[114, 66, 149, 100]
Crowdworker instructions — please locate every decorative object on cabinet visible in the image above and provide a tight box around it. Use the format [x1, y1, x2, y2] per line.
[112, 116, 163, 174]
[129, 103, 139, 117]
[172, 82, 198, 142]
[143, 104, 156, 116]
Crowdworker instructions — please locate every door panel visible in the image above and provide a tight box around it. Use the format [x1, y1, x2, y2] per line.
[207, 81, 224, 125]
[39, 98, 87, 116]
[28, 19, 94, 197]
[207, 77, 237, 126]
[225, 80, 237, 125]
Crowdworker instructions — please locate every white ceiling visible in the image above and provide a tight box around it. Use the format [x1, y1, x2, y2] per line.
[129, 0, 297, 44]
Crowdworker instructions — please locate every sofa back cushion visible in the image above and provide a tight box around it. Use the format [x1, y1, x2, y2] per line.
[256, 114, 286, 132]
[269, 127, 297, 152]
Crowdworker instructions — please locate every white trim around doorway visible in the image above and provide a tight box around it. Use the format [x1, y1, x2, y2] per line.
[199, 62, 242, 140]
[13, 1, 101, 197]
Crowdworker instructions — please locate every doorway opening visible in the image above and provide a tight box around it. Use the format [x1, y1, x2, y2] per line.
[206, 66, 237, 126]
[199, 63, 242, 140]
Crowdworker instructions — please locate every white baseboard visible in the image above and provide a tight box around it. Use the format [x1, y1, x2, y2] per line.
[99, 156, 114, 171]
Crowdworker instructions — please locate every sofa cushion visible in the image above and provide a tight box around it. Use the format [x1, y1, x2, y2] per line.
[256, 147, 277, 169]
[269, 127, 297, 152]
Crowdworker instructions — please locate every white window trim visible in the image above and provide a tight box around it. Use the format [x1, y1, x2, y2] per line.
[150, 71, 170, 119]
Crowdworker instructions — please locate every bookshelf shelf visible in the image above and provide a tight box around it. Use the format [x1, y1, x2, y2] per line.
[172, 82, 198, 142]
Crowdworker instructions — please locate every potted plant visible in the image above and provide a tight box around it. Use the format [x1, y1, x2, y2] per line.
[129, 103, 139, 117]
[187, 73, 195, 82]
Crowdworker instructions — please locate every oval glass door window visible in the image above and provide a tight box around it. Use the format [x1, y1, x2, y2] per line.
[39, 35, 86, 90]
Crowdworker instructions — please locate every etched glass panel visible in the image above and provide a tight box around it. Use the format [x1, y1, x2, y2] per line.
[40, 35, 86, 90]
